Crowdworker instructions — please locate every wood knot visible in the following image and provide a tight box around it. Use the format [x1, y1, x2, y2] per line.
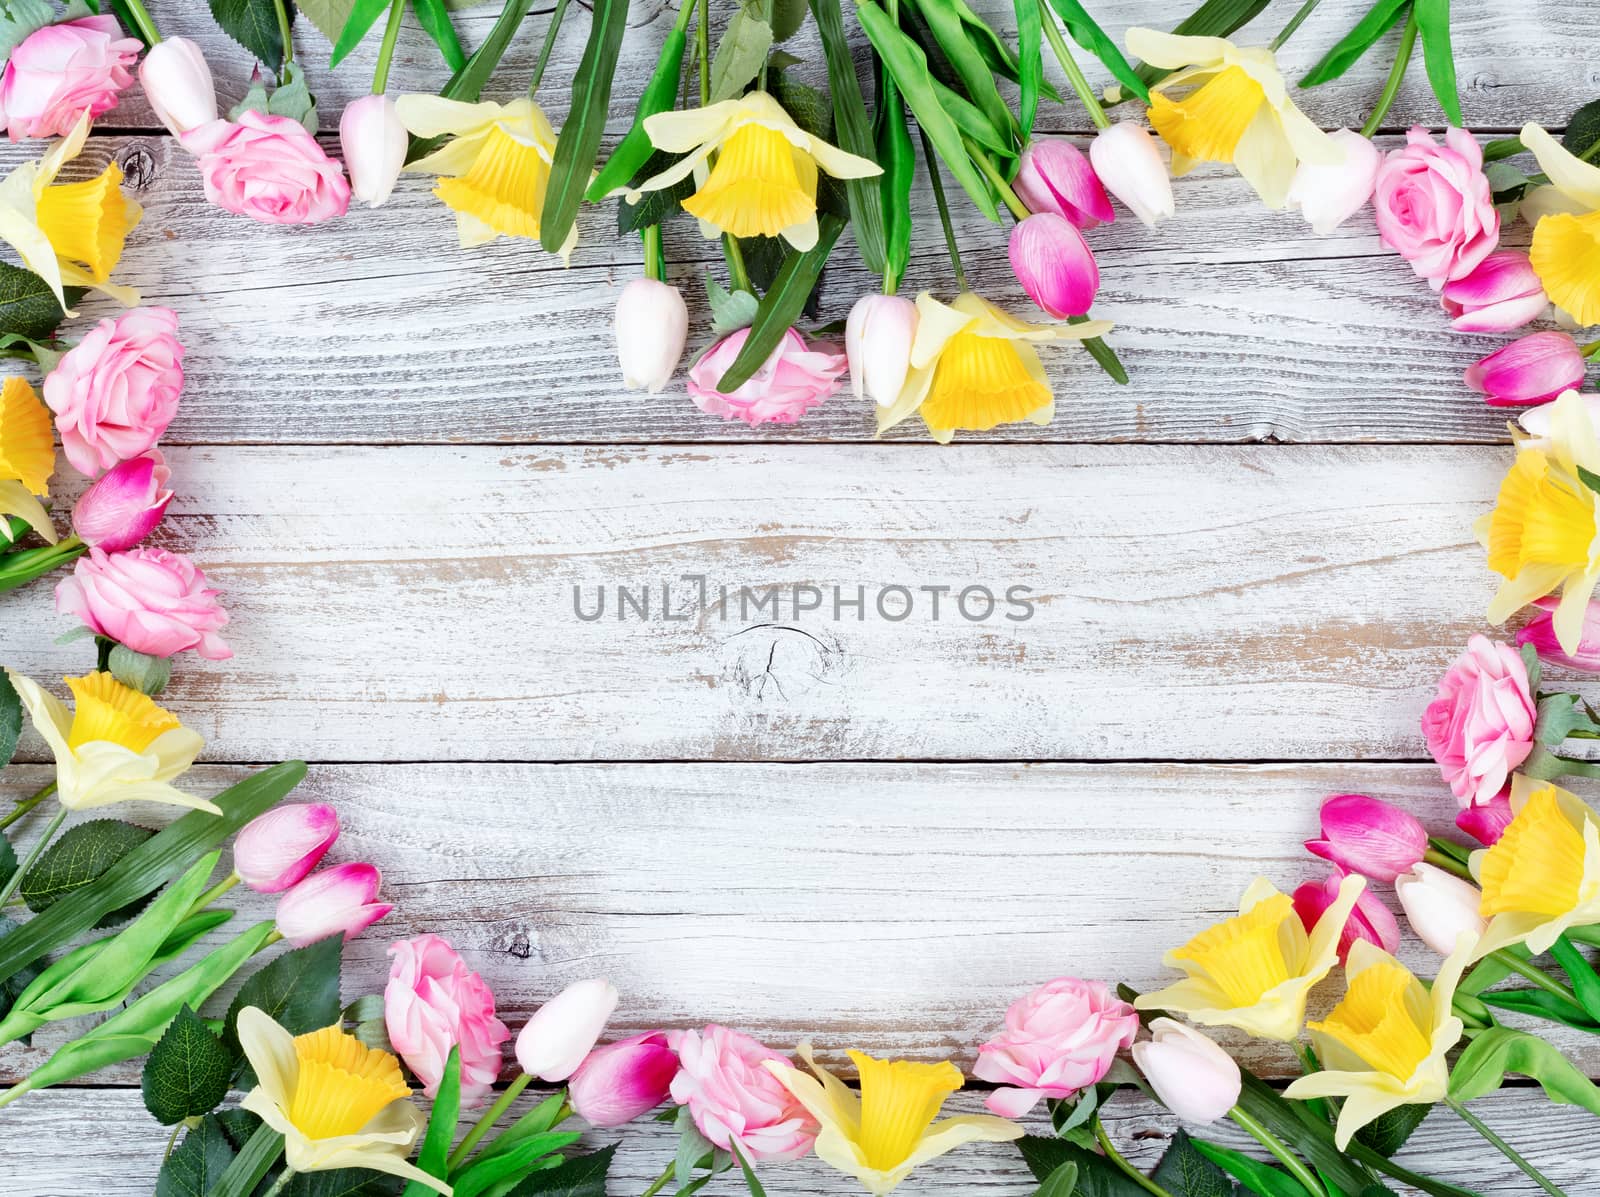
[115, 143, 159, 189]
[719, 624, 848, 703]
[507, 932, 532, 959]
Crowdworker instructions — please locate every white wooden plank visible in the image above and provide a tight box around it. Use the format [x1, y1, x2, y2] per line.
[2, 444, 1503, 762]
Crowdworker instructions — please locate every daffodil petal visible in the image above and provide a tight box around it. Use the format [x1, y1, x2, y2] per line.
[238, 1007, 301, 1111]
[804, 135, 883, 180]
[1231, 106, 1298, 209]
[0, 479, 56, 543]
[643, 100, 744, 154]
[1521, 123, 1600, 209]
[1126, 28, 1231, 70]
[394, 95, 502, 140]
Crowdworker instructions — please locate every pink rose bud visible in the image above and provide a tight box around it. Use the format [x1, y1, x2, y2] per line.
[667, 1025, 818, 1161]
[1374, 126, 1499, 290]
[1131, 1019, 1239, 1124]
[515, 978, 618, 1082]
[973, 977, 1140, 1117]
[1465, 331, 1587, 406]
[1305, 793, 1427, 883]
[386, 934, 512, 1106]
[1013, 139, 1114, 228]
[0, 15, 139, 141]
[182, 110, 351, 225]
[44, 306, 184, 476]
[1441, 251, 1549, 334]
[138, 36, 216, 137]
[1395, 863, 1487, 957]
[1422, 635, 1536, 808]
[568, 1031, 679, 1127]
[687, 327, 845, 427]
[1292, 868, 1400, 964]
[1088, 123, 1174, 226]
[70, 451, 173, 552]
[1456, 788, 1514, 846]
[56, 545, 231, 660]
[1286, 129, 1380, 235]
[275, 862, 393, 948]
[339, 94, 407, 209]
[845, 293, 917, 405]
[233, 803, 340, 893]
[614, 278, 688, 394]
[1518, 595, 1600, 671]
[1009, 213, 1099, 319]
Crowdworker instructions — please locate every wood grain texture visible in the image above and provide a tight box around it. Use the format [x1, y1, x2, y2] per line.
[3, 443, 1505, 763]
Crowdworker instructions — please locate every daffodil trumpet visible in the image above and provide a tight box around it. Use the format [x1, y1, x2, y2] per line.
[1518, 123, 1600, 327]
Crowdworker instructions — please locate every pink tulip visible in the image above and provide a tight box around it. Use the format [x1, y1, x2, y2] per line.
[275, 862, 392, 947]
[1394, 864, 1486, 956]
[1422, 636, 1537, 808]
[56, 546, 231, 660]
[0, 15, 139, 141]
[70, 451, 172, 552]
[339, 94, 407, 209]
[974, 977, 1139, 1117]
[386, 934, 511, 1106]
[1456, 788, 1514, 846]
[667, 1025, 818, 1161]
[686, 327, 845, 426]
[1089, 124, 1173, 226]
[569, 1031, 679, 1127]
[515, 978, 618, 1082]
[1466, 331, 1587, 406]
[1009, 213, 1099, 319]
[1519, 595, 1600, 671]
[1374, 126, 1499, 290]
[1286, 129, 1380, 235]
[1292, 868, 1400, 964]
[1441, 251, 1549, 333]
[138, 36, 216, 137]
[845, 293, 917, 404]
[233, 803, 340, 893]
[1304, 793, 1427, 883]
[1131, 1020, 1239, 1124]
[1013, 139, 1114, 228]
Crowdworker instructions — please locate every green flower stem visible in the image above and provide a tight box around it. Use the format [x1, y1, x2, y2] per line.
[259, 1168, 295, 1197]
[1444, 1098, 1568, 1196]
[1358, 9, 1418, 138]
[372, 0, 406, 93]
[0, 806, 68, 912]
[722, 235, 752, 294]
[273, 0, 294, 67]
[919, 128, 967, 292]
[1092, 1115, 1176, 1197]
[642, 223, 665, 282]
[966, 139, 1031, 222]
[529, 0, 573, 95]
[119, 0, 163, 43]
[1228, 1105, 1327, 1197]
[1422, 846, 1474, 879]
[448, 1072, 535, 1169]
[0, 782, 56, 833]
[0, 535, 87, 595]
[641, 1161, 676, 1197]
[1583, 338, 1600, 361]
[1269, 0, 1324, 51]
[696, 0, 710, 105]
[188, 871, 242, 917]
[1490, 949, 1581, 1006]
[1041, 16, 1109, 130]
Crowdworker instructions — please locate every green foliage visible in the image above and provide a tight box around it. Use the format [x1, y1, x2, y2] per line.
[1034, 1160, 1080, 1197]
[541, 0, 630, 254]
[208, 0, 288, 73]
[1131, 0, 1271, 90]
[716, 214, 845, 392]
[143, 1004, 233, 1124]
[587, 17, 690, 201]
[1046, 0, 1150, 104]
[230, 60, 319, 132]
[1013, 0, 1042, 136]
[208, 1121, 287, 1197]
[0, 262, 80, 342]
[706, 276, 760, 335]
[0, 670, 19, 767]
[401, 1047, 459, 1196]
[451, 1133, 582, 1196]
[912, 0, 1019, 150]
[809, 0, 886, 272]
[1566, 98, 1600, 163]
[1016, 1135, 1149, 1196]
[1449, 1026, 1600, 1113]
[155, 1114, 238, 1197]
[411, 0, 466, 71]
[1153, 1132, 1239, 1197]
[1412, 0, 1462, 126]
[21, 818, 155, 924]
[1300, 0, 1408, 87]
[0, 914, 43, 1023]
[710, 2, 772, 102]
[1477, 985, 1598, 1029]
[505, 1146, 615, 1197]
[324, 0, 389, 66]
[1189, 1140, 1303, 1196]
[225, 934, 345, 1073]
[769, 0, 807, 42]
[1354, 1101, 1430, 1158]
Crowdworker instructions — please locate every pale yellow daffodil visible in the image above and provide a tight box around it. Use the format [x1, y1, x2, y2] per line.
[0, 375, 56, 543]
[1128, 29, 1340, 209]
[395, 95, 573, 260]
[767, 1044, 1020, 1195]
[1284, 938, 1472, 1149]
[876, 292, 1111, 443]
[1136, 874, 1364, 1041]
[1469, 776, 1600, 959]
[236, 1007, 449, 1194]
[1518, 123, 1600, 327]
[0, 113, 141, 311]
[5, 670, 214, 814]
[628, 91, 880, 251]
[1477, 390, 1600, 653]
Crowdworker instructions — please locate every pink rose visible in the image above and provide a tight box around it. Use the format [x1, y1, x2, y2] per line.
[56, 546, 231, 660]
[687, 328, 845, 426]
[0, 16, 139, 141]
[569, 1031, 679, 1127]
[973, 977, 1139, 1117]
[1374, 126, 1499, 290]
[385, 934, 511, 1106]
[668, 1025, 818, 1161]
[44, 307, 184, 476]
[182, 110, 351, 225]
[1422, 635, 1536, 808]
[1292, 867, 1400, 964]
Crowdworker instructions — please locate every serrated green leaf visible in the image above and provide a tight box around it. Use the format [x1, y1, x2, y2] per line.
[540, 0, 630, 254]
[1299, 0, 1408, 87]
[716, 214, 844, 392]
[323, 0, 387, 67]
[1566, 98, 1600, 164]
[0, 669, 20, 766]
[710, 5, 772, 102]
[156, 1114, 238, 1197]
[1016, 1136, 1150, 1196]
[21, 818, 155, 926]
[225, 935, 344, 1069]
[143, 1004, 233, 1124]
[209, 0, 288, 72]
[774, 77, 831, 141]
[1353, 1102, 1430, 1159]
[1152, 1131, 1238, 1197]
[506, 1146, 615, 1197]
[0, 262, 78, 341]
[1412, 0, 1461, 126]
[285, 1167, 405, 1195]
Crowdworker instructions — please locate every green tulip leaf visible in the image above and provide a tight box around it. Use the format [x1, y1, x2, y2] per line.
[1448, 1026, 1600, 1113]
[1299, 0, 1408, 87]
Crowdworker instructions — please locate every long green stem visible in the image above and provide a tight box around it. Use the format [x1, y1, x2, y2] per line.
[641, 1161, 675, 1197]
[1093, 1116, 1175, 1197]
[1444, 1098, 1568, 1196]
[1490, 950, 1581, 1006]
[641, 224, 665, 282]
[448, 1073, 534, 1169]
[0, 806, 67, 914]
[1422, 846, 1473, 879]
[0, 782, 56, 832]
[372, 0, 406, 93]
[966, 139, 1031, 221]
[260, 1168, 295, 1197]
[188, 871, 243, 918]
[696, 0, 710, 106]
[919, 129, 967, 292]
[1041, 17, 1109, 130]
[529, 0, 573, 95]
[1229, 1106, 1327, 1197]
[1269, 0, 1324, 51]
[273, 0, 294, 68]
[1359, 10, 1418, 138]
[119, 0, 163, 43]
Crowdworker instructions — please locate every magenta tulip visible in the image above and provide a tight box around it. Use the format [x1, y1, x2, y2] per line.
[1456, 789, 1514, 846]
[1441, 251, 1549, 333]
[1518, 595, 1600, 671]
[568, 1031, 679, 1127]
[234, 803, 339, 893]
[1292, 868, 1400, 963]
[70, 450, 173, 552]
[1465, 331, 1587, 406]
[274, 862, 392, 947]
[1304, 793, 1427, 883]
[1009, 213, 1098, 319]
[1013, 139, 1114, 228]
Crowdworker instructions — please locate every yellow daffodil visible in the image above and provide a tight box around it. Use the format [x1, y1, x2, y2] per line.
[876, 292, 1112, 443]
[1136, 874, 1364, 1041]
[1127, 29, 1340, 209]
[1284, 939, 1472, 1149]
[767, 1044, 1020, 1195]
[0, 113, 141, 310]
[0, 375, 56, 543]
[1518, 124, 1600, 327]
[628, 91, 880, 250]
[395, 95, 572, 260]
[1469, 775, 1600, 959]
[1478, 390, 1600, 652]
[5, 670, 214, 814]
[237, 1007, 449, 1193]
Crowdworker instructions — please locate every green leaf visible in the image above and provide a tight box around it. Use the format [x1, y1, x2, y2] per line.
[402, 1047, 459, 1196]
[933, 77, 1014, 155]
[155, 1114, 238, 1197]
[325, 0, 389, 67]
[1412, 0, 1461, 126]
[809, 0, 885, 273]
[0, 0, 51, 62]
[617, 150, 695, 232]
[506, 1146, 615, 1197]
[1190, 1140, 1304, 1196]
[1046, 0, 1151, 105]
[710, 4, 772, 102]
[450, 1132, 582, 1197]
[209, 1122, 286, 1197]
[0, 262, 79, 341]
[706, 276, 759, 335]
[1354, 1102, 1430, 1159]
[208, 0, 287, 72]
[1035, 1161, 1080, 1197]
[1299, 0, 1408, 87]
[1450, 1026, 1600, 1112]
[0, 914, 44, 1023]
[540, 0, 630, 255]
[412, 0, 466, 70]
[1153, 1132, 1239, 1197]
[1565, 98, 1600, 164]
[1013, 0, 1042, 136]
[1016, 1136, 1150, 1196]
[0, 835, 14, 895]
[912, 0, 1019, 151]
[715, 214, 844, 392]
[225, 935, 345, 1066]
[587, 17, 690, 202]
[0, 666, 20, 766]
[769, 0, 806, 41]
[21, 818, 155, 923]
[731, 1145, 765, 1197]
[1552, 933, 1600, 1023]
[143, 1004, 232, 1124]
